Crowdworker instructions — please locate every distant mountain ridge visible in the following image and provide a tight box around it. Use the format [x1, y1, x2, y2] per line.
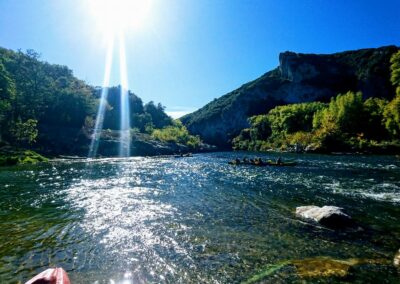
[181, 45, 399, 148]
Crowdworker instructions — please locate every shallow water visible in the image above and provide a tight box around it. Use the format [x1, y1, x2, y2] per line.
[0, 152, 399, 283]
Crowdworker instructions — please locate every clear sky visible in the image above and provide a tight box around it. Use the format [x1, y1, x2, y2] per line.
[0, 0, 399, 117]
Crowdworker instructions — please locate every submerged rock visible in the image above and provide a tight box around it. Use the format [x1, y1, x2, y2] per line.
[292, 257, 355, 278]
[243, 257, 391, 283]
[295, 205, 354, 229]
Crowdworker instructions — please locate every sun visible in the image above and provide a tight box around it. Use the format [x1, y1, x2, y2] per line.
[87, 0, 153, 35]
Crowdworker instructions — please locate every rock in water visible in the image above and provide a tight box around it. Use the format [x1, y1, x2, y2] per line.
[296, 205, 353, 229]
[394, 249, 400, 268]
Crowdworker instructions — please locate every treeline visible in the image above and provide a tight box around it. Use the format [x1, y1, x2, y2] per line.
[0, 48, 96, 146]
[233, 51, 400, 153]
[91, 86, 173, 132]
[151, 120, 201, 148]
[0, 47, 201, 154]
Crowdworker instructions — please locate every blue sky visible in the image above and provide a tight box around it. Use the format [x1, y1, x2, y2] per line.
[0, 0, 399, 117]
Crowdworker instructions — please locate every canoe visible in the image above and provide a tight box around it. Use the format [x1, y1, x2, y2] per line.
[265, 160, 297, 166]
[174, 154, 193, 158]
[26, 268, 70, 284]
[228, 160, 297, 167]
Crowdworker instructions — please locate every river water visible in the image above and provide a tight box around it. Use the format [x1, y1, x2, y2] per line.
[0, 152, 399, 283]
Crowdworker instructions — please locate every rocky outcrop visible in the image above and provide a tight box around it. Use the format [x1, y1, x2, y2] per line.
[37, 127, 216, 157]
[295, 205, 354, 229]
[181, 46, 399, 148]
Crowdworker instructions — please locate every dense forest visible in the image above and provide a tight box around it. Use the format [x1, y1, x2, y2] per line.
[233, 51, 400, 153]
[0, 47, 200, 161]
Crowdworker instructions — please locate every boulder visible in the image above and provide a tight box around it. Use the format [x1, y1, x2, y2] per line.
[296, 205, 354, 229]
[394, 249, 400, 268]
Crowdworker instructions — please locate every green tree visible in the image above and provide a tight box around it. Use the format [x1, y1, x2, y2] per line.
[362, 97, 388, 139]
[390, 50, 400, 95]
[248, 115, 271, 141]
[383, 96, 400, 138]
[313, 91, 364, 135]
[268, 102, 326, 136]
[151, 120, 201, 148]
[383, 50, 400, 138]
[12, 119, 38, 146]
[144, 101, 173, 129]
[0, 61, 15, 140]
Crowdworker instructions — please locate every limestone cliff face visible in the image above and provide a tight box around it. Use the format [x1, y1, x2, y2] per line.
[181, 46, 398, 148]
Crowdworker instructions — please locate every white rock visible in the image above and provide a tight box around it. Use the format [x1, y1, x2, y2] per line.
[296, 205, 353, 229]
[394, 249, 400, 268]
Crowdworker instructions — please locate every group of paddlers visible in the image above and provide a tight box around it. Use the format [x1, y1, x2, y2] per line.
[174, 153, 193, 158]
[230, 156, 283, 166]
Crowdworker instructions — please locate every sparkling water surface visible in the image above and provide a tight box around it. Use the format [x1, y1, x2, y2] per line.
[0, 152, 399, 283]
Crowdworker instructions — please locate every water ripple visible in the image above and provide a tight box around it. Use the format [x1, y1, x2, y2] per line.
[0, 153, 399, 283]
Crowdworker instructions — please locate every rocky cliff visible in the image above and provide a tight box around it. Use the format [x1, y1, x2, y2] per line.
[181, 46, 399, 148]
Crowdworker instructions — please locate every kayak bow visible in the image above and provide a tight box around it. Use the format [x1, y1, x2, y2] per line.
[26, 268, 71, 284]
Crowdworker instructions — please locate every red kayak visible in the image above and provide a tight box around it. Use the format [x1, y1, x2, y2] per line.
[26, 268, 71, 284]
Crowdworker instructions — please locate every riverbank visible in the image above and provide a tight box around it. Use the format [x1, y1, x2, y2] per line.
[233, 140, 400, 155]
[0, 146, 48, 166]
[0, 130, 217, 165]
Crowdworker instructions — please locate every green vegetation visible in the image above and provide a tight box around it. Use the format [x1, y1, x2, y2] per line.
[0, 47, 198, 158]
[12, 118, 38, 146]
[383, 50, 400, 137]
[0, 47, 97, 155]
[233, 51, 400, 153]
[181, 46, 399, 148]
[234, 91, 400, 153]
[0, 146, 48, 166]
[151, 120, 202, 149]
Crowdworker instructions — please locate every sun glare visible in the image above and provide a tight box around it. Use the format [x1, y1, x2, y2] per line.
[87, 0, 152, 157]
[88, 0, 153, 34]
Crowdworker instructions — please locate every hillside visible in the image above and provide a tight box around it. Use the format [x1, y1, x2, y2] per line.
[181, 45, 399, 148]
[0, 47, 205, 157]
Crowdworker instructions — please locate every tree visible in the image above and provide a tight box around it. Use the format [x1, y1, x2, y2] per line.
[12, 119, 38, 146]
[0, 61, 15, 140]
[144, 101, 173, 129]
[390, 50, 400, 95]
[267, 102, 325, 136]
[313, 91, 364, 135]
[383, 96, 400, 138]
[362, 97, 389, 140]
[383, 50, 400, 138]
[248, 115, 271, 141]
[151, 120, 201, 148]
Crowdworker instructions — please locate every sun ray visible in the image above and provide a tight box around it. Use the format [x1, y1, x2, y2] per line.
[87, 0, 151, 157]
[118, 31, 131, 157]
[88, 35, 114, 158]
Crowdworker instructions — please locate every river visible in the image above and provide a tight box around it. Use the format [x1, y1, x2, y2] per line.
[0, 152, 399, 283]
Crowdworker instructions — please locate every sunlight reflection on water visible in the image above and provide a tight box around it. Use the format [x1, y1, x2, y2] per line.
[63, 159, 201, 282]
[0, 153, 400, 283]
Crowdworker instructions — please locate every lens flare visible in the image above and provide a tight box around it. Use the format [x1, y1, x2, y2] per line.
[88, 0, 153, 34]
[87, 0, 148, 157]
[88, 36, 114, 158]
[118, 32, 131, 157]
